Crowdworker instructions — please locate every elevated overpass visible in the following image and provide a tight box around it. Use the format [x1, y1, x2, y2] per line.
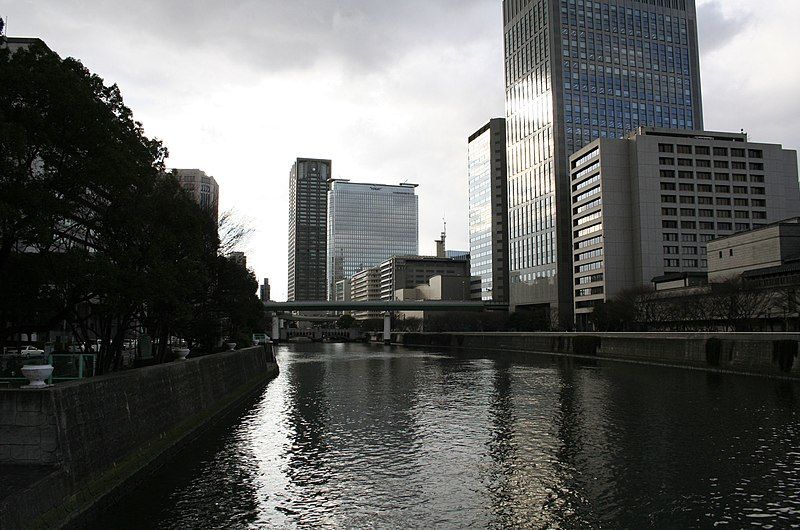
[263, 300, 508, 343]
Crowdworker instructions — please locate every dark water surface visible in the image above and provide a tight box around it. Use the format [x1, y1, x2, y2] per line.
[91, 343, 800, 529]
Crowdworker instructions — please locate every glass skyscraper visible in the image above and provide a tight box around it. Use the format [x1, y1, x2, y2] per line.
[288, 158, 330, 301]
[503, 0, 703, 325]
[468, 118, 509, 302]
[327, 180, 419, 300]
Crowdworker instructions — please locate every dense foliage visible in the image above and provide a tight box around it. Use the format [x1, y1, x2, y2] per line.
[0, 41, 262, 372]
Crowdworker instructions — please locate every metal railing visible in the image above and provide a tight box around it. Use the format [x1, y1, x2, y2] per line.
[0, 353, 97, 388]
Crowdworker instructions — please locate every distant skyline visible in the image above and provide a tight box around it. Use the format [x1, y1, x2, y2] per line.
[8, 0, 800, 300]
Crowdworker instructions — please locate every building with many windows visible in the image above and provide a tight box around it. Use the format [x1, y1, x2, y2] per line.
[288, 158, 331, 301]
[503, 0, 703, 325]
[570, 127, 800, 328]
[173, 169, 219, 223]
[378, 255, 471, 301]
[468, 118, 509, 303]
[327, 180, 418, 300]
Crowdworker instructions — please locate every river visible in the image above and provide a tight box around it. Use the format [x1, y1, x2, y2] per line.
[90, 342, 800, 528]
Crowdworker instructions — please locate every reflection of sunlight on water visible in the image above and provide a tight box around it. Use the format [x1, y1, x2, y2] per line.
[93, 343, 800, 529]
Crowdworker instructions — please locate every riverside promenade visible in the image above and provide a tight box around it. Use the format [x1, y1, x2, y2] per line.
[0, 345, 279, 529]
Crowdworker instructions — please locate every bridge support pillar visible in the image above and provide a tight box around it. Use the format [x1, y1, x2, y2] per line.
[383, 312, 391, 345]
[271, 317, 281, 344]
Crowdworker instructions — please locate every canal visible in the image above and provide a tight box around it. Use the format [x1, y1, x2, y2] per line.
[91, 343, 800, 528]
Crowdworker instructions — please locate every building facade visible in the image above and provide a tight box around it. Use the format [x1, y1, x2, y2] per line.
[259, 278, 271, 302]
[327, 180, 418, 300]
[350, 267, 382, 319]
[569, 128, 800, 328]
[708, 218, 800, 283]
[288, 158, 330, 301]
[378, 256, 471, 301]
[503, 0, 703, 324]
[173, 169, 219, 223]
[468, 118, 509, 302]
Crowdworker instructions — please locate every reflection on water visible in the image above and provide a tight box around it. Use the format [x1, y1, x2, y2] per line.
[92, 343, 800, 529]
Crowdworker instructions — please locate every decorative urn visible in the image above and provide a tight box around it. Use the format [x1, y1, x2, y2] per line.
[174, 348, 190, 361]
[226, 342, 237, 351]
[21, 364, 54, 389]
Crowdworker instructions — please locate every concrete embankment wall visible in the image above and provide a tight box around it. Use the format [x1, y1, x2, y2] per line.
[393, 332, 800, 378]
[0, 346, 279, 529]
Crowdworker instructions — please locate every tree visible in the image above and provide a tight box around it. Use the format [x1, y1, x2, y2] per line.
[336, 314, 357, 329]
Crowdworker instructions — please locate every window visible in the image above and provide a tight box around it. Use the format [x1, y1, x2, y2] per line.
[716, 197, 731, 205]
[683, 259, 699, 267]
[718, 222, 732, 230]
[680, 208, 696, 217]
[732, 174, 747, 182]
[748, 149, 763, 159]
[735, 210, 750, 219]
[698, 197, 713, 205]
[678, 158, 693, 167]
[677, 145, 693, 154]
[695, 146, 710, 156]
[714, 160, 729, 169]
[659, 157, 675, 165]
[659, 143, 674, 153]
[734, 198, 748, 207]
[750, 162, 764, 171]
[662, 207, 677, 216]
[663, 220, 678, 229]
[683, 246, 698, 255]
[682, 234, 698, 242]
[731, 148, 745, 158]
[696, 159, 711, 167]
[714, 173, 729, 181]
[699, 209, 713, 217]
[680, 196, 695, 204]
[664, 259, 680, 267]
[736, 223, 751, 231]
[751, 175, 765, 183]
[700, 234, 716, 242]
[733, 186, 747, 194]
[664, 246, 679, 254]
[696, 171, 711, 180]
[698, 184, 713, 192]
[752, 187, 766, 195]
[713, 147, 728, 157]
[753, 211, 767, 220]
[575, 273, 603, 285]
[699, 221, 715, 230]
[663, 233, 679, 241]
[660, 169, 676, 178]
[679, 171, 694, 179]
[661, 182, 677, 191]
[679, 183, 694, 191]
[752, 199, 766, 207]
[716, 185, 730, 193]
[662, 195, 677, 203]
[717, 210, 732, 218]
[681, 221, 696, 229]
[732, 161, 747, 170]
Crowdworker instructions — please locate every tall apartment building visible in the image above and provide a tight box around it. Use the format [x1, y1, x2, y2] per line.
[378, 256, 471, 301]
[570, 127, 800, 328]
[259, 278, 271, 302]
[468, 118, 509, 302]
[173, 169, 219, 223]
[503, 0, 703, 324]
[327, 180, 419, 300]
[350, 267, 382, 319]
[288, 158, 331, 301]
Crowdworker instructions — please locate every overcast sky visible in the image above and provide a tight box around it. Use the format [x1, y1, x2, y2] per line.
[8, 0, 800, 300]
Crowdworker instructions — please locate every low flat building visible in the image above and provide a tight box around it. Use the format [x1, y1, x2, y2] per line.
[378, 255, 471, 301]
[708, 218, 800, 282]
[570, 127, 800, 329]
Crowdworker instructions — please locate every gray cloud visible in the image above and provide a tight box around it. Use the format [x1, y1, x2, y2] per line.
[697, 0, 752, 54]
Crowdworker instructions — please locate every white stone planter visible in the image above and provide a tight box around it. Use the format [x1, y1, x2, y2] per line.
[226, 342, 237, 351]
[21, 364, 54, 389]
[174, 348, 190, 361]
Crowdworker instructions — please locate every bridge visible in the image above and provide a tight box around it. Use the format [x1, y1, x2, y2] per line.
[263, 300, 508, 343]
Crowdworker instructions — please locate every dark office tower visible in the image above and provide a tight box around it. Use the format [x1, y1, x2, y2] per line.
[468, 118, 509, 303]
[503, 0, 703, 326]
[288, 158, 331, 301]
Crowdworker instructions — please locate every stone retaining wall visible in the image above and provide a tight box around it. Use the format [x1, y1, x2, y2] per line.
[394, 332, 800, 378]
[0, 346, 279, 528]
